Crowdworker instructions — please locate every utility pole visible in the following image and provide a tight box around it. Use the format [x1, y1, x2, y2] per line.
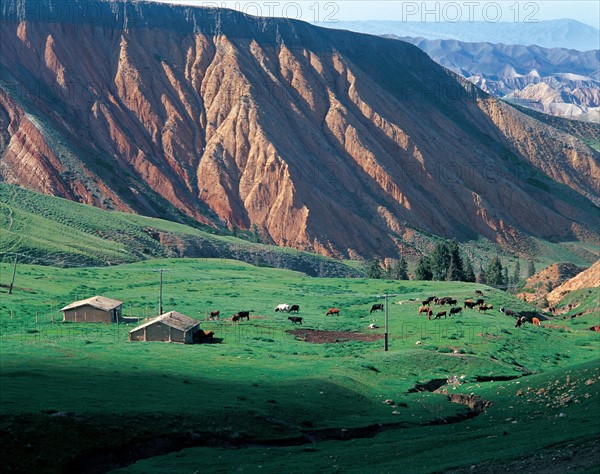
[159, 269, 164, 315]
[8, 255, 17, 295]
[153, 269, 169, 315]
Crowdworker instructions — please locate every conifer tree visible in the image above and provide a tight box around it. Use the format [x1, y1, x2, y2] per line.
[485, 256, 504, 287]
[366, 259, 383, 279]
[464, 258, 476, 283]
[415, 256, 433, 281]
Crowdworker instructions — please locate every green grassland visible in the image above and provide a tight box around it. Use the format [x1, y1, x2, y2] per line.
[2, 184, 597, 278]
[1, 259, 598, 473]
[0, 183, 356, 277]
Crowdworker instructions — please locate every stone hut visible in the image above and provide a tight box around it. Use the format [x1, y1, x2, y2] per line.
[128, 311, 200, 344]
[61, 296, 123, 323]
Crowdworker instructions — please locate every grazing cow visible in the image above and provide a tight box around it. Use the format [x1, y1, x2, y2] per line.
[233, 311, 250, 321]
[532, 317, 541, 326]
[231, 314, 241, 323]
[275, 304, 290, 312]
[515, 316, 526, 328]
[370, 303, 384, 313]
[500, 307, 514, 316]
[418, 306, 433, 319]
[589, 326, 600, 333]
[326, 308, 340, 316]
[449, 307, 462, 316]
[474, 298, 485, 306]
[478, 304, 493, 313]
[475, 290, 484, 296]
[288, 316, 303, 325]
[421, 299, 431, 307]
[289, 304, 300, 313]
[209, 310, 220, 320]
[436, 297, 456, 306]
[464, 300, 478, 309]
[434, 310, 447, 319]
[194, 329, 215, 343]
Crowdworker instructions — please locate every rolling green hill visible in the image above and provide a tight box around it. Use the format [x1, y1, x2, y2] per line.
[2, 184, 597, 284]
[0, 183, 357, 277]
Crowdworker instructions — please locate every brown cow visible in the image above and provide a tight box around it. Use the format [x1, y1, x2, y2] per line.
[434, 311, 447, 319]
[209, 310, 220, 320]
[194, 329, 215, 343]
[478, 304, 493, 313]
[326, 308, 340, 316]
[475, 290, 484, 296]
[532, 317, 541, 326]
[418, 306, 433, 319]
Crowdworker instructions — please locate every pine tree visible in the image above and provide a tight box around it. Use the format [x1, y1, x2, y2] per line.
[502, 267, 509, 290]
[383, 261, 394, 280]
[431, 242, 451, 280]
[395, 257, 409, 280]
[366, 259, 383, 279]
[463, 258, 476, 283]
[485, 256, 504, 287]
[415, 256, 432, 281]
[447, 240, 465, 281]
[476, 263, 486, 284]
[513, 260, 521, 285]
[527, 259, 536, 277]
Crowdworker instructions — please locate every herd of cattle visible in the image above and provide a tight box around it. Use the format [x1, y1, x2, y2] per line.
[206, 288, 542, 328]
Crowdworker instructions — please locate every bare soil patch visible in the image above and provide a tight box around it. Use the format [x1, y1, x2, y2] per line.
[287, 329, 384, 344]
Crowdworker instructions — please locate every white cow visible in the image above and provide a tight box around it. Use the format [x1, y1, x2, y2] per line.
[275, 304, 290, 312]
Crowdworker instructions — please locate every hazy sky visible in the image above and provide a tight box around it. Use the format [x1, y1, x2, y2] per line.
[153, 1, 600, 28]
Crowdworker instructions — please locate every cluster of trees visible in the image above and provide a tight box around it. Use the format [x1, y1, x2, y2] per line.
[366, 257, 408, 280]
[366, 240, 537, 290]
[414, 240, 475, 282]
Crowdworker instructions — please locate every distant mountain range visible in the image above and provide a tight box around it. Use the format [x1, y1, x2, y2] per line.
[325, 19, 600, 51]
[1, 0, 599, 260]
[395, 37, 600, 120]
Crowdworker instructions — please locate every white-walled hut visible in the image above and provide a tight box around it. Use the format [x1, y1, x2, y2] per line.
[129, 311, 200, 344]
[61, 296, 123, 323]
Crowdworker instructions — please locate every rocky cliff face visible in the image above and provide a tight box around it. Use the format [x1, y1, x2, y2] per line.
[1, 0, 599, 258]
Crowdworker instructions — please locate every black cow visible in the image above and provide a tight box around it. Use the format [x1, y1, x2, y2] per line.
[515, 316, 526, 328]
[464, 300, 477, 309]
[235, 311, 250, 321]
[475, 298, 485, 306]
[288, 316, 303, 325]
[289, 304, 300, 313]
[370, 303, 384, 313]
[449, 307, 462, 316]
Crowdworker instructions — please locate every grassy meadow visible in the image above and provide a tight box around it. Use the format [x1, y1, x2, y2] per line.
[1, 258, 598, 473]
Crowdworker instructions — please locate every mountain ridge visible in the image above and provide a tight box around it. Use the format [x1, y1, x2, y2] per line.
[391, 36, 600, 120]
[1, 0, 599, 259]
[325, 19, 600, 51]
